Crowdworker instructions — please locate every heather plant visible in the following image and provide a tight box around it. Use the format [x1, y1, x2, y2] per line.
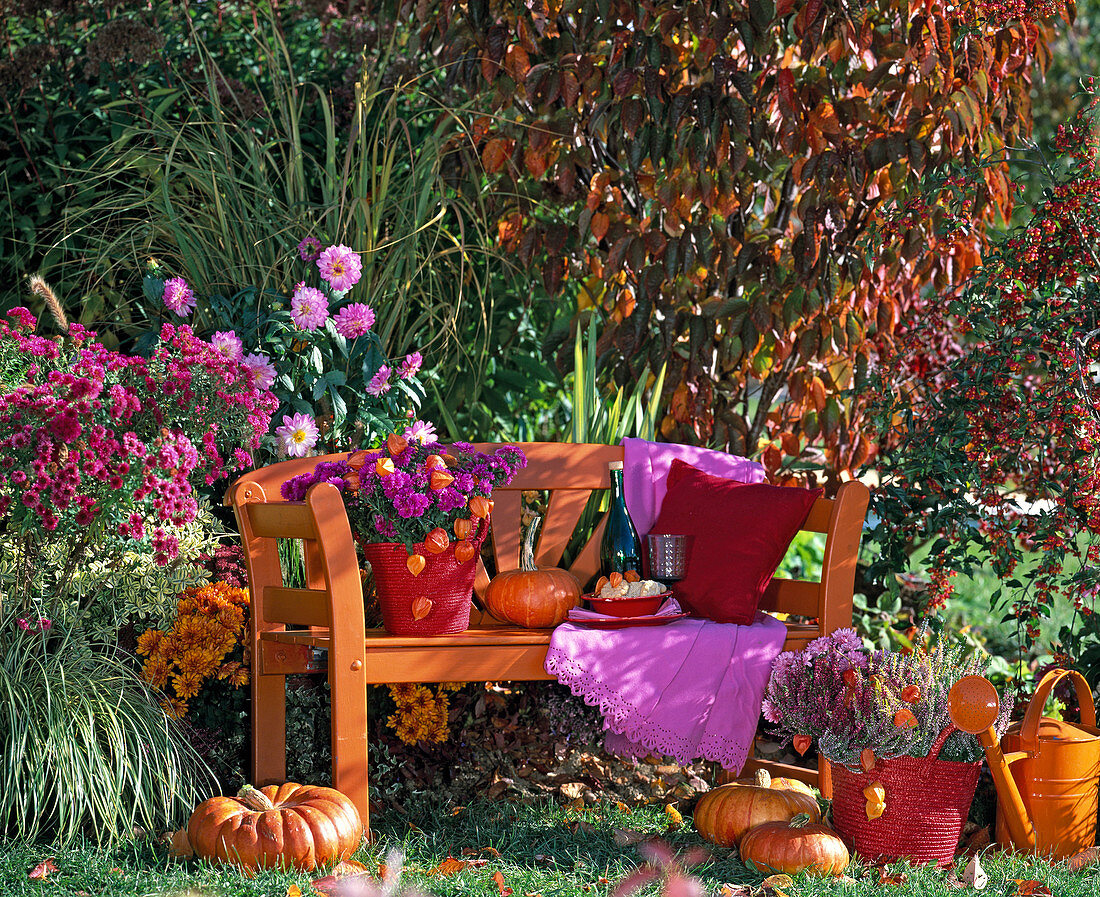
[281, 436, 527, 550]
[762, 628, 1013, 768]
[0, 303, 277, 627]
[862, 91, 1100, 664]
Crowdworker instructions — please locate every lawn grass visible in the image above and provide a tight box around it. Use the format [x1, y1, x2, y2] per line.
[3, 800, 1097, 897]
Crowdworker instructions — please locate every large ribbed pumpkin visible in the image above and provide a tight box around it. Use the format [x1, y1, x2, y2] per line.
[484, 516, 581, 628]
[694, 769, 821, 847]
[187, 783, 363, 870]
[740, 814, 850, 876]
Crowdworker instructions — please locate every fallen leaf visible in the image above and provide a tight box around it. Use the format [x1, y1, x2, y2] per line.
[614, 801, 629, 812]
[493, 870, 514, 897]
[451, 806, 466, 816]
[664, 803, 683, 830]
[1012, 882, 1053, 897]
[167, 827, 193, 858]
[878, 869, 908, 885]
[428, 856, 487, 876]
[718, 886, 754, 897]
[612, 827, 647, 846]
[28, 858, 58, 880]
[287, 886, 303, 897]
[1069, 846, 1100, 871]
[331, 860, 369, 877]
[310, 873, 380, 897]
[761, 874, 793, 890]
[410, 596, 433, 621]
[962, 854, 987, 890]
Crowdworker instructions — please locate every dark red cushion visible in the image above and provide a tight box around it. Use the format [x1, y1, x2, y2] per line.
[649, 459, 823, 625]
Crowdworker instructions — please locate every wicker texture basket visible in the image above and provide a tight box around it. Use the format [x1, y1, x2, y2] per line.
[359, 518, 488, 636]
[830, 726, 980, 865]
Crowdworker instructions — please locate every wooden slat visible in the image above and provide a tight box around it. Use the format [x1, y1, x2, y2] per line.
[569, 515, 606, 588]
[363, 643, 555, 684]
[263, 586, 331, 626]
[759, 578, 821, 617]
[802, 497, 834, 533]
[467, 442, 623, 490]
[536, 488, 593, 567]
[247, 502, 317, 540]
[489, 489, 524, 572]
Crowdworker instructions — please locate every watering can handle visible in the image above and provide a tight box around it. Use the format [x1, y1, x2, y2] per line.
[1020, 668, 1097, 753]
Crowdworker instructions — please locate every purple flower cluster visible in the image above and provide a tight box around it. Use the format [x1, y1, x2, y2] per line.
[281, 438, 527, 548]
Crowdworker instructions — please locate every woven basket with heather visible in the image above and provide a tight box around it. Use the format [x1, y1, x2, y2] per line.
[282, 435, 526, 636]
[761, 628, 1013, 864]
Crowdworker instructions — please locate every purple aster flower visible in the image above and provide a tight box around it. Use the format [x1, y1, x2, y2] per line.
[298, 236, 322, 262]
[289, 284, 330, 331]
[366, 364, 392, 397]
[162, 277, 196, 316]
[403, 419, 438, 444]
[317, 244, 363, 293]
[211, 330, 244, 362]
[242, 352, 277, 391]
[274, 412, 319, 458]
[398, 351, 423, 379]
[6, 307, 36, 331]
[333, 302, 375, 339]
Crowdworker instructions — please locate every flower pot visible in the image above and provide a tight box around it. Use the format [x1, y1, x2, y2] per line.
[358, 519, 487, 636]
[829, 727, 980, 865]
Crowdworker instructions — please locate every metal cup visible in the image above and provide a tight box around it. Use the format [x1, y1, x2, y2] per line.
[645, 533, 688, 581]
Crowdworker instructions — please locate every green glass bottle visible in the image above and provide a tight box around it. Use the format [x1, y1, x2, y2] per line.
[600, 460, 642, 574]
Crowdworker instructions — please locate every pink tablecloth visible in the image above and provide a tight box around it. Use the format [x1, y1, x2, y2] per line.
[545, 609, 787, 770]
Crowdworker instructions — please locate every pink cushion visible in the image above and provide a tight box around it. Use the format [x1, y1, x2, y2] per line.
[649, 460, 823, 625]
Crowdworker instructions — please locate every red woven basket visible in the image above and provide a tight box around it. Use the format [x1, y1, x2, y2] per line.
[829, 726, 980, 866]
[358, 518, 488, 637]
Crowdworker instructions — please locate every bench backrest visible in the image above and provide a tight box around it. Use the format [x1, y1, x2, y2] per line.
[227, 443, 869, 633]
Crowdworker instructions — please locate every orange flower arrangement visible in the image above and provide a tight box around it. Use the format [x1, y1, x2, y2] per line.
[386, 682, 463, 744]
[137, 581, 250, 718]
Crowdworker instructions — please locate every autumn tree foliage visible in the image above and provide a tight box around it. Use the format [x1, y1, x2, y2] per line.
[398, 0, 1063, 483]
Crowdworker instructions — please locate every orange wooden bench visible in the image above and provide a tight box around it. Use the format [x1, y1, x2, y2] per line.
[227, 442, 870, 831]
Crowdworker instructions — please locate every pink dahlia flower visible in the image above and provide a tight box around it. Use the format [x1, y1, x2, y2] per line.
[162, 277, 196, 316]
[404, 419, 438, 444]
[366, 364, 392, 396]
[275, 412, 320, 458]
[290, 284, 330, 331]
[242, 352, 277, 391]
[317, 244, 363, 293]
[211, 330, 244, 362]
[333, 302, 375, 339]
[298, 236, 322, 262]
[398, 351, 423, 379]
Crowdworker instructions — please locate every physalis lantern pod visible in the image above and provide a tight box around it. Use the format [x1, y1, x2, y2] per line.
[430, 469, 455, 491]
[900, 685, 921, 703]
[411, 596, 433, 621]
[386, 433, 408, 455]
[406, 554, 427, 576]
[893, 708, 918, 729]
[347, 450, 370, 470]
[375, 457, 395, 477]
[468, 495, 491, 519]
[792, 734, 812, 756]
[454, 541, 477, 564]
[424, 528, 450, 554]
[454, 518, 473, 540]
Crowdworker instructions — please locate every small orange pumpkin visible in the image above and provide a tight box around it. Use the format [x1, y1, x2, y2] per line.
[484, 516, 581, 628]
[739, 814, 850, 877]
[187, 783, 363, 871]
[694, 769, 821, 848]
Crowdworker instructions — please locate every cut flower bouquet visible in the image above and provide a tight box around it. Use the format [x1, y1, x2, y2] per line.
[762, 628, 1014, 769]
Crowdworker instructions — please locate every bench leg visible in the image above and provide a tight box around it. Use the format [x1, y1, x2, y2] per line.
[818, 753, 832, 799]
[331, 658, 370, 837]
[252, 669, 287, 786]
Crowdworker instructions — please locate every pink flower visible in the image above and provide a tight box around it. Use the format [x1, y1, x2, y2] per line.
[317, 244, 363, 293]
[290, 284, 330, 331]
[211, 331, 244, 362]
[333, 303, 375, 339]
[275, 412, 320, 458]
[298, 236, 322, 262]
[404, 419, 438, 444]
[242, 353, 277, 391]
[366, 364, 392, 397]
[162, 277, 196, 316]
[398, 351, 423, 379]
[6, 307, 36, 331]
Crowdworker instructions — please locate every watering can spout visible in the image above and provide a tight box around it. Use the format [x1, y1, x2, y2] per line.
[948, 676, 1036, 850]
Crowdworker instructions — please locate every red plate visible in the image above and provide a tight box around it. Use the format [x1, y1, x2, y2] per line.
[570, 612, 690, 629]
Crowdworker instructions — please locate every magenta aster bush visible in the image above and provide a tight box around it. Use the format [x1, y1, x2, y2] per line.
[0, 310, 277, 618]
[762, 628, 1012, 767]
[281, 437, 526, 548]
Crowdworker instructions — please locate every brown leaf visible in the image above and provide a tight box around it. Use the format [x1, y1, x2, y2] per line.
[962, 854, 987, 890]
[28, 858, 58, 880]
[1068, 846, 1100, 871]
[167, 827, 193, 858]
[664, 803, 683, 830]
[411, 596, 433, 621]
[287, 886, 303, 897]
[429, 856, 487, 876]
[877, 869, 908, 885]
[331, 860, 369, 877]
[493, 870, 514, 897]
[717, 887, 754, 897]
[612, 827, 647, 846]
[311, 873, 382, 897]
[761, 874, 793, 891]
[1012, 882, 1053, 897]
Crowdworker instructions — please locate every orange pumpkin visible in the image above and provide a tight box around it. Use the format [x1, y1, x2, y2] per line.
[694, 769, 821, 848]
[187, 783, 363, 871]
[484, 516, 581, 628]
[739, 814, 850, 877]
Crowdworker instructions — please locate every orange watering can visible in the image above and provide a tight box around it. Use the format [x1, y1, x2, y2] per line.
[950, 669, 1100, 859]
